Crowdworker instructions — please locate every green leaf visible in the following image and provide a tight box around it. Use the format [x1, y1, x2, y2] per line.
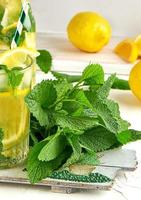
[38, 132, 67, 161]
[7, 67, 24, 89]
[0, 65, 24, 89]
[117, 129, 141, 144]
[79, 126, 117, 152]
[86, 74, 130, 134]
[81, 64, 104, 85]
[55, 113, 99, 133]
[53, 79, 72, 101]
[77, 152, 100, 165]
[97, 74, 116, 99]
[27, 141, 69, 183]
[62, 135, 81, 168]
[0, 6, 4, 22]
[70, 89, 92, 109]
[36, 50, 52, 73]
[25, 80, 57, 126]
[62, 99, 82, 116]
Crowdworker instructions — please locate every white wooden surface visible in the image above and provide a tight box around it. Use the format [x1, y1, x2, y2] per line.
[37, 33, 139, 76]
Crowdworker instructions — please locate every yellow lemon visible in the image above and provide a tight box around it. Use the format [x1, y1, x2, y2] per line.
[129, 61, 141, 100]
[114, 39, 138, 63]
[135, 35, 141, 56]
[67, 12, 111, 53]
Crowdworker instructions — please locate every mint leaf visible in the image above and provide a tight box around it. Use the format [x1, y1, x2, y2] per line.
[79, 126, 117, 152]
[97, 74, 116, 99]
[86, 74, 130, 133]
[55, 114, 99, 133]
[62, 99, 82, 116]
[0, 66, 24, 89]
[54, 79, 72, 101]
[77, 152, 100, 165]
[27, 141, 69, 183]
[7, 67, 24, 89]
[0, 6, 4, 22]
[62, 135, 81, 168]
[81, 64, 104, 85]
[38, 131, 67, 161]
[25, 80, 57, 126]
[117, 129, 141, 144]
[70, 89, 92, 109]
[36, 50, 52, 73]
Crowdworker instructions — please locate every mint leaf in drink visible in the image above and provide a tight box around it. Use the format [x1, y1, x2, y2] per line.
[7, 67, 24, 89]
[0, 6, 4, 22]
[36, 50, 52, 73]
[81, 63, 104, 85]
[25, 80, 57, 126]
[38, 131, 67, 161]
[0, 65, 24, 89]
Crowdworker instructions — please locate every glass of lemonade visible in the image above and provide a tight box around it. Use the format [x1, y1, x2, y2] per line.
[0, 0, 36, 168]
[0, 53, 34, 168]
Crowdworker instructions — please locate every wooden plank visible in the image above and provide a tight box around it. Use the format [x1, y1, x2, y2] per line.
[0, 149, 137, 193]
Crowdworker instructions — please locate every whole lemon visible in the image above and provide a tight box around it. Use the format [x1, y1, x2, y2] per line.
[67, 12, 111, 53]
[129, 61, 141, 101]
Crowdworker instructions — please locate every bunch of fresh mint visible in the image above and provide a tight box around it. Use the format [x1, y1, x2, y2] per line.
[24, 50, 141, 184]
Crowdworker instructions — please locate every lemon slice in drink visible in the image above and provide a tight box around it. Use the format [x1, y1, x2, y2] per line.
[0, 0, 21, 27]
[1, 22, 17, 34]
[0, 47, 39, 68]
[0, 88, 30, 151]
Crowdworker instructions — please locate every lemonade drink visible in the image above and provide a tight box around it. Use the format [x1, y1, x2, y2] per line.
[0, 51, 36, 168]
[0, 0, 36, 167]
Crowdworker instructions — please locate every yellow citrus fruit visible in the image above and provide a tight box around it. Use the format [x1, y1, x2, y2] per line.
[135, 35, 141, 56]
[0, 0, 21, 27]
[129, 61, 141, 100]
[67, 12, 111, 53]
[114, 39, 138, 63]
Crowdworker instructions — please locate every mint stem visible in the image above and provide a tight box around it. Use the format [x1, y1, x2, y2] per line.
[52, 71, 130, 90]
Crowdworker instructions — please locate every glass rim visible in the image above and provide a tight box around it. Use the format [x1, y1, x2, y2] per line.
[0, 53, 34, 76]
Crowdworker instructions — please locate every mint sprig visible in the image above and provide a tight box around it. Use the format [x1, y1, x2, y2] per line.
[36, 50, 52, 73]
[0, 65, 24, 89]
